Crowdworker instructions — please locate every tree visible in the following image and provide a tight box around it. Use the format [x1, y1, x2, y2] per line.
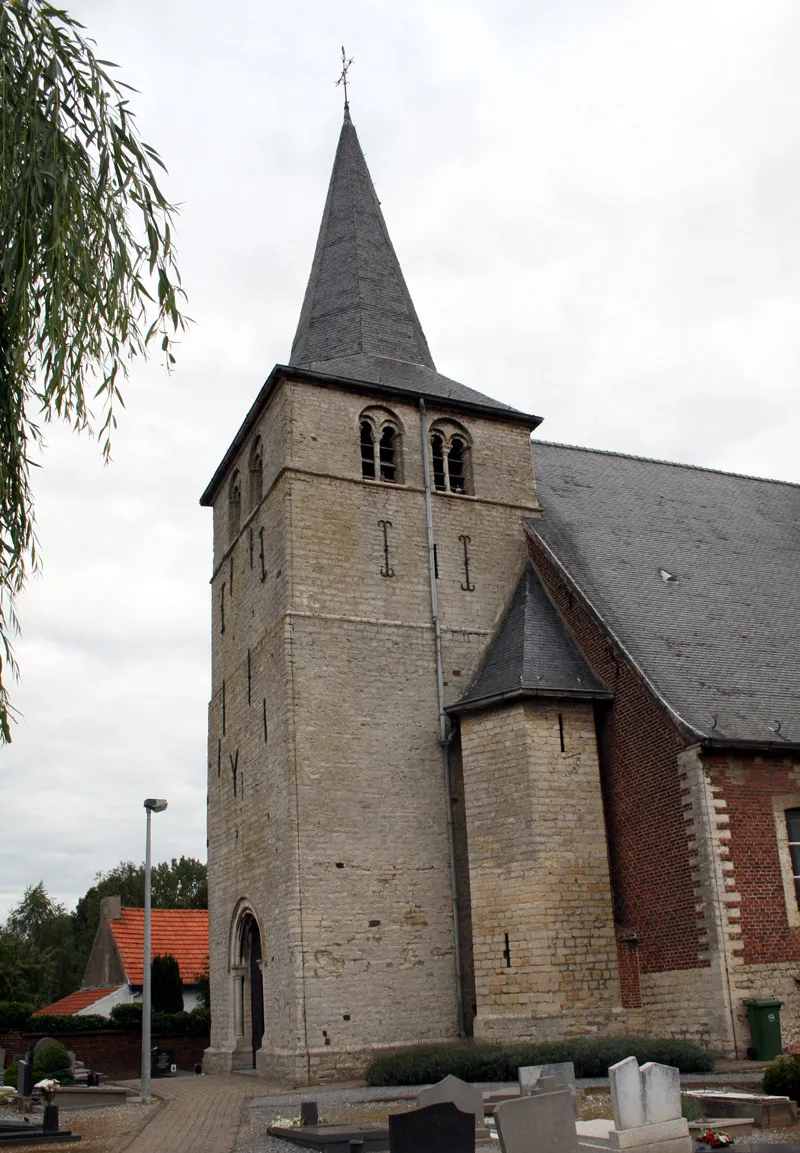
[0, 882, 78, 1006]
[151, 954, 183, 1014]
[0, 0, 187, 741]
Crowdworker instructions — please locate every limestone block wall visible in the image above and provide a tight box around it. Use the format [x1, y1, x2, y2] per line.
[460, 700, 623, 1042]
[205, 370, 542, 1081]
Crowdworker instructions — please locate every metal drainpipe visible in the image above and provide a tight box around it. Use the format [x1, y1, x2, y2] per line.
[419, 398, 466, 1040]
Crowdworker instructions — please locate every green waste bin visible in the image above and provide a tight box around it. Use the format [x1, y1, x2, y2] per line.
[744, 998, 783, 1060]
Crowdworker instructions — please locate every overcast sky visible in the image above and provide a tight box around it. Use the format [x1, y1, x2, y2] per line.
[2, 0, 799, 919]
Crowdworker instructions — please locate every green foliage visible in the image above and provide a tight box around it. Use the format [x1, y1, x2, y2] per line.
[196, 957, 210, 1011]
[0, 0, 188, 741]
[0, 885, 79, 1007]
[763, 1054, 800, 1102]
[3, 1062, 18, 1087]
[681, 1096, 703, 1122]
[0, 1000, 33, 1028]
[30, 1014, 106, 1033]
[364, 1037, 715, 1086]
[107, 1002, 209, 1035]
[31, 1039, 72, 1083]
[152, 955, 183, 1014]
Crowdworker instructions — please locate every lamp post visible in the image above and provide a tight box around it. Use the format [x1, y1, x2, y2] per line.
[141, 798, 167, 1103]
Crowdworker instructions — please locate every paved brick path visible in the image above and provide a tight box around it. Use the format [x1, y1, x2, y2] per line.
[121, 1075, 263, 1153]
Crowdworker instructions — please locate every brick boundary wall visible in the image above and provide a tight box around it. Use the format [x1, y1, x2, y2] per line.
[526, 535, 704, 974]
[1, 1030, 209, 1079]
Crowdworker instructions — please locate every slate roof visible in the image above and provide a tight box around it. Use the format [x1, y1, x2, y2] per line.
[450, 562, 611, 714]
[528, 441, 800, 748]
[287, 109, 538, 422]
[110, 907, 209, 986]
[33, 987, 123, 1017]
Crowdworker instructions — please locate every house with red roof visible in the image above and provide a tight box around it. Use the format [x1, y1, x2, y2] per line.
[34, 897, 209, 1018]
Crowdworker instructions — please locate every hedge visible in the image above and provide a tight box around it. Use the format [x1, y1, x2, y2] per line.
[364, 1037, 714, 1086]
[0, 1000, 210, 1037]
[763, 1055, 800, 1103]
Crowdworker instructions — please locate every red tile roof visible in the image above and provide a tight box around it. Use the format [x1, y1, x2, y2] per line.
[110, 907, 209, 986]
[34, 987, 123, 1017]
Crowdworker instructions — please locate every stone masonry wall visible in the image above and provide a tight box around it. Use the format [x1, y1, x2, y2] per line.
[460, 700, 624, 1042]
[205, 371, 540, 1082]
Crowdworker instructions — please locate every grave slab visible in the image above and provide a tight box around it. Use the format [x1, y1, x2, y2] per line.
[519, 1062, 579, 1117]
[267, 1123, 389, 1152]
[495, 1088, 579, 1153]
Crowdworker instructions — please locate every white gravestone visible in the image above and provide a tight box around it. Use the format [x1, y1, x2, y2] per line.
[641, 1063, 681, 1124]
[610, 1058, 647, 1130]
[496, 1089, 580, 1153]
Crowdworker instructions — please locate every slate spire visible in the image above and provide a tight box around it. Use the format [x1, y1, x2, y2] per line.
[289, 110, 436, 371]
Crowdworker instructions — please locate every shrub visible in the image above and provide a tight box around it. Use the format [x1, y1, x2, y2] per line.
[0, 1002, 33, 1029]
[152, 955, 184, 1014]
[109, 1002, 142, 1028]
[32, 1040, 70, 1076]
[364, 1036, 714, 1086]
[3, 1063, 18, 1087]
[763, 1054, 800, 1102]
[31, 1014, 106, 1033]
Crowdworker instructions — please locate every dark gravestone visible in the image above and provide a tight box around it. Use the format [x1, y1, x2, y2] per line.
[151, 1046, 175, 1077]
[17, 1058, 33, 1098]
[389, 1102, 475, 1153]
[301, 1101, 320, 1126]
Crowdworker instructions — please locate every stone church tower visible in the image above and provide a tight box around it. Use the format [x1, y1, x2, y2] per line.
[201, 107, 623, 1082]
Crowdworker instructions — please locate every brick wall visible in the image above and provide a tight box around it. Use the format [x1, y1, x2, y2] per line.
[527, 535, 702, 975]
[1, 1031, 208, 1079]
[616, 939, 643, 1009]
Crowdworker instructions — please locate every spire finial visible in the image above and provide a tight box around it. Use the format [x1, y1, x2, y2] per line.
[336, 45, 354, 115]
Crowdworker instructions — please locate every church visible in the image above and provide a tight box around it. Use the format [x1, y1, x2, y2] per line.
[200, 104, 800, 1084]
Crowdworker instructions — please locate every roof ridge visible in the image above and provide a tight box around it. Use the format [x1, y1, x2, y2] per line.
[533, 438, 800, 489]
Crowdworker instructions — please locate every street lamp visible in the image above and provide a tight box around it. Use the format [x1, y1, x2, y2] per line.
[141, 798, 168, 1103]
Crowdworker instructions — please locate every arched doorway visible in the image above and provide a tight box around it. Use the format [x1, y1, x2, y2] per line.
[230, 903, 265, 1070]
[243, 915, 264, 1068]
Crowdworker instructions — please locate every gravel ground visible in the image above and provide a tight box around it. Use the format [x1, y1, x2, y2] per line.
[0, 1097, 160, 1152]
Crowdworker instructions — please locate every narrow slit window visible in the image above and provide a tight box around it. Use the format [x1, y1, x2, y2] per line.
[249, 437, 263, 508]
[360, 421, 376, 479]
[558, 713, 565, 752]
[432, 434, 447, 491]
[448, 437, 467, 494]
[379, 426, 397, 482]
[228, 472, 242, 541]
[786, 809, 800, 907]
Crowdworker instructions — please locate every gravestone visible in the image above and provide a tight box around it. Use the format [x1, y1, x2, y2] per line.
[519, 1062, 579, 1117]
[151, 1046, 175, 1077]
[640, 1062, 681, 1124]
[0, 1047, 5, 1071]
[16, 1058, 33, 1098]
[301, 1101, 320, 1127]
[609, 1057, 647, 1129]
[389, 1101, 475, 1153]
[496, 1089, 579, 1153]
[417, 1074, 487, 1137]
[32, 1037, 56, 1059]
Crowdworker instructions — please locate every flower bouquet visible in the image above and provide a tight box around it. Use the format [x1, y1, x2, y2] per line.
[697, 1130, 734, 1147]
[34, 1079, 60, 1132]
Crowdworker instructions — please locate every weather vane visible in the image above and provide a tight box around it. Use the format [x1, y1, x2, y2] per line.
[336, 45, 354, 110]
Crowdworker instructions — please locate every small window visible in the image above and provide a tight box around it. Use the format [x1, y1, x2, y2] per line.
[786, 809, 800, 906]
[429, 421, 472, 495]
[249, 437, 263, 508]
[360, 421, 376, 479]
[379, 426, 397, 482]
[359, 407, 403, 483]
[448, 437, 467, 494]
[431, 434, 447, 491]
[229, 471, 242, 541]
